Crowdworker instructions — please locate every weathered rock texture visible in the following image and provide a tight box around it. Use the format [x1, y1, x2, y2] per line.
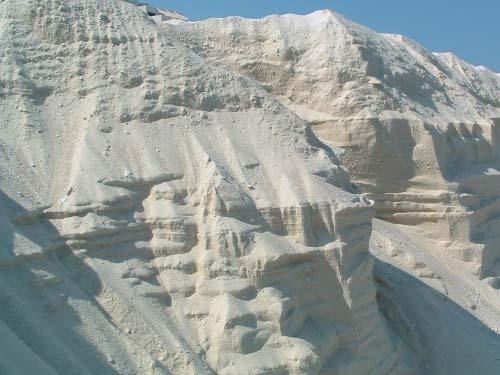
[0, 1, 414, 374]
[175, 11, 500, 279]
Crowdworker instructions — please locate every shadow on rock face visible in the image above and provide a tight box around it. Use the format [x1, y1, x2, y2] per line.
[0, 189, 123, 375]
[374, 259, 500, 375]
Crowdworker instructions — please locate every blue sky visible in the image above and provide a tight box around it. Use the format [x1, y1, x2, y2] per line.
[150, 0, 500, 72]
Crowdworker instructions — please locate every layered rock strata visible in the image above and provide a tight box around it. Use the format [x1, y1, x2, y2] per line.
[175, 11, 500, 278]
[0, 1, 411, 374]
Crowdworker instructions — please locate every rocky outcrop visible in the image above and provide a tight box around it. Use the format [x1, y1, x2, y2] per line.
[175, 10, 500, 279]
[0, 1, 412, 374]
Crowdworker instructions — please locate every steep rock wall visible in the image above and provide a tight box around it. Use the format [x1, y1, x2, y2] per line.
[0, 1, 411, 374]
[175, 11, 500, 278]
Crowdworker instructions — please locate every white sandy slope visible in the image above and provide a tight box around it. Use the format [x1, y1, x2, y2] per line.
[173, 15, 500, 374]
[0, 1, 419, 374]
[1, 1, 500, 375]
[175, 10, 500, 280]
[371, 219, 500, 374]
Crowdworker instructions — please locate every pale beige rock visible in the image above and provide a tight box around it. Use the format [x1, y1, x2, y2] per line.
[0, 1, 409, 374]
[2, 1, 500, 374]
[175, 10, 500, 280]
[172, 11, 500, 374]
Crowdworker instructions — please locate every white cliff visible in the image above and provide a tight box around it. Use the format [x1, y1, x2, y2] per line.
[1, 1, 500, 375]
[175, 10, 500, 280]
[173, 11, 500, 374]
[0, 1, 414, 374]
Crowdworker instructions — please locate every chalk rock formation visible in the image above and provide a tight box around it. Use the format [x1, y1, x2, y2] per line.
[176, 11, 500, 279]
[0, 1, 412, 374]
